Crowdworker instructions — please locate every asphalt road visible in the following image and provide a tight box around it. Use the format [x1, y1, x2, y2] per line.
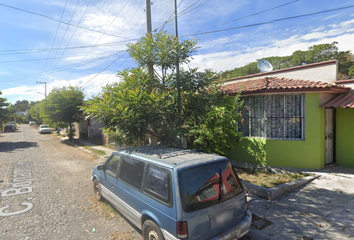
[0, 124, 142, 240]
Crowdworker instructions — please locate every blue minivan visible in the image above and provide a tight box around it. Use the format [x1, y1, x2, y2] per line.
[91, 146, 252, 240]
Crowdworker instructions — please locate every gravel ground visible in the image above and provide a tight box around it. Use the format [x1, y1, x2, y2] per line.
[0, 124, 142, 240]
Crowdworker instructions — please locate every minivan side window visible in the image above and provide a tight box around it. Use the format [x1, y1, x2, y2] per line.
[105, 154, 121, 177]
[119, 157, 145, 189]
[143, 165, 170, 204]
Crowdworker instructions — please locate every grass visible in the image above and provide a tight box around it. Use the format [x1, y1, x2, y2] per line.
[74, 142, 107, 156]
[234, 167, 309, 188]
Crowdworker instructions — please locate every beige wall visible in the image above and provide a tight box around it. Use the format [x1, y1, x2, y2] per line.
[225, 60, 338, 85]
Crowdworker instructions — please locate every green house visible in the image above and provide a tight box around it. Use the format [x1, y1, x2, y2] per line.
[223, 60, 354, 169]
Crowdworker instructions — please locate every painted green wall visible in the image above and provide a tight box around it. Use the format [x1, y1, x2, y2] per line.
[336, 108, 354, 167]
[227, 93, 325, 169]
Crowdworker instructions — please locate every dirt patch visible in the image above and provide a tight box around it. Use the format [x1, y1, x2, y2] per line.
[235, 167, 309, 188]
[87, 195, 120, 220]
[251, 214, 272, 230]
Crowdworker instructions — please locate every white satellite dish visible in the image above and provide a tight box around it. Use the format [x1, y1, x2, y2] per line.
[257, 59, 273, 73]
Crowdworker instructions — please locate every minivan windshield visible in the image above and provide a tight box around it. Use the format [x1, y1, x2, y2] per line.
[178, 161, 243, 213]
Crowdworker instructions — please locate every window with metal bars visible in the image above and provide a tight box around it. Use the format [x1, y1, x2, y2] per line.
[240, 94, 304, 140]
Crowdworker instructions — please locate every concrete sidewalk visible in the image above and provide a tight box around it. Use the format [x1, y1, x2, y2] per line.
[247, 165, 354, 240]
[60, 138, 115, 163]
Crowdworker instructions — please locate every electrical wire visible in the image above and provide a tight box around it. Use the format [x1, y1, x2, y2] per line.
[51, 0, 92, 71]
[41, 0, 68, 73]
[0, 52, 115, 63]
[0, 2, 134, 40]
[64, 0, 131, 81]
[196, 0, 299, 34]
[46, 0, 83, 72]
[0, 51, 124, 83]
[181, 4, 354, 37]
[154, 0, 184, 32]
[80, 50, 128, 87]
[0, 40, 137, 56]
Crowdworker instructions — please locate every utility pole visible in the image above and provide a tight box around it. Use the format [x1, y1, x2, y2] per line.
[174, 0, 182, 147]
[145, 0, 152, 34]
[145, 0, 154, 84]
[36, 81, 47, 99]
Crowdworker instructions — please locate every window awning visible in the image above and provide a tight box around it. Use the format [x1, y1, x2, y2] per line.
[321, 92, 354, 108]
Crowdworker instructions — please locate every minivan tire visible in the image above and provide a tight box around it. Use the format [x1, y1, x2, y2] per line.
[143, 220, 164, 240]
[93, 179, 103, 201]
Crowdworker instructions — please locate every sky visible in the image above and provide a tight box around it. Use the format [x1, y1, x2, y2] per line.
[1, 0, 354, 104]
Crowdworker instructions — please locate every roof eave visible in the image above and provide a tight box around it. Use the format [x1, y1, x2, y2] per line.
[226, 87, 349, 96]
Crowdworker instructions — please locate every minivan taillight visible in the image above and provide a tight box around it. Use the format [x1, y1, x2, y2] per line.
[177, 221, 188, 239]
[245, 196, 249, 210]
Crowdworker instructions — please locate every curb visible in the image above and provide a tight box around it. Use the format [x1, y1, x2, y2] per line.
[60, 138, 108, 163]
[242, 175, 320, 201]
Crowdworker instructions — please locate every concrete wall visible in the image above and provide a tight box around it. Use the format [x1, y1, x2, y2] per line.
[225, 60, 338, 85]
[336, 108, 354, 167]
[227, 93, 326, 169]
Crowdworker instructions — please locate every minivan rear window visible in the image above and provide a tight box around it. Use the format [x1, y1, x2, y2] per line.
[178, 161, 243, 213]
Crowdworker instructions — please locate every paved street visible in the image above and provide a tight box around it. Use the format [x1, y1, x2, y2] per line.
[0, 124, 142, 240]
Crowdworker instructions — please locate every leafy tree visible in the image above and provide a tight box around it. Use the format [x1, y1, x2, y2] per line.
[28, 101, 44, 124]
[43, 86, 84, 140]
[83, 32, 243, 154]
[306, 42, 339, 63]
[221, 41, 354, 80]
[0, 91, 10, 128]
[349, 65, 354, 78]
[8, 100, 29, 113]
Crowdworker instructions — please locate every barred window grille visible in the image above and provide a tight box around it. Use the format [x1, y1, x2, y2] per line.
[240, 94, 304, 140]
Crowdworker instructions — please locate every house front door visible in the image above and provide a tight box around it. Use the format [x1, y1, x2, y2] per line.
[325, 108, 335, 165]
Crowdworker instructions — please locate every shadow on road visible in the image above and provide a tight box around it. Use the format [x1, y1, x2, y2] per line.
[0, 141, 38, 152]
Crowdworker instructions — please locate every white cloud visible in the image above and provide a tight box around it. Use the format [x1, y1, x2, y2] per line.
[189, 19, 354, 72]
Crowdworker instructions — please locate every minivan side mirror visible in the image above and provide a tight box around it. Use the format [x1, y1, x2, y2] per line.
[97, 165, 104, 171]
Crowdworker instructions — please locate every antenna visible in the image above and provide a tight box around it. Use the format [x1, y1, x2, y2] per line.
[257, 59, 273, 73]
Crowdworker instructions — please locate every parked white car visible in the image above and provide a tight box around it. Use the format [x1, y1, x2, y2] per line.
[38, 125, 51, 134]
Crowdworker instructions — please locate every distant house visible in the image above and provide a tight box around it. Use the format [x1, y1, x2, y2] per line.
[16, 111, 28, 116]
[222, 60, 354, 169]
[74, 117, 113, 145]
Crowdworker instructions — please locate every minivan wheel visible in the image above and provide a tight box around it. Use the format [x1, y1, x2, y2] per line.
[93, 179, 103, 201]
[143, 220, 164, 240]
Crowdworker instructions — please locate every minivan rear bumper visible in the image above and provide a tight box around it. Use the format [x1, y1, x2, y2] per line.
[209, 210, 252, 240]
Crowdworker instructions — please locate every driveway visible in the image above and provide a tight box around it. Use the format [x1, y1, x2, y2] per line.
[247, 165, 354, 239]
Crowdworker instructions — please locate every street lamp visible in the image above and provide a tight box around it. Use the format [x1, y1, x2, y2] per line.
[36, 81, 47, 99]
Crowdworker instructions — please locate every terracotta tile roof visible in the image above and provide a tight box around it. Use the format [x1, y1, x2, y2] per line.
[222, 77, 350, 95]
[321, 92, 354, 108]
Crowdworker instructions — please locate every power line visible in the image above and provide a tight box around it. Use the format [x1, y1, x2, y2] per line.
[50, 0, 92, 71]
[181, 4, 354, 37]
[64, 0, 131, 81]
[0, 2, 134, 40]
[194, 0, 300, 34]
[0, 52, 115, 63]
[0, 51, 124, 83]
[41, 0, 68, 73]
[46, 0, 82, 72]
[80, 51, 128, 87]
[154, 0, 184, 32]
[0, 40, 136, 55]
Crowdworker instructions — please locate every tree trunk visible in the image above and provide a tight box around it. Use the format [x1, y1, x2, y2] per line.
[69, 123, 73, 141]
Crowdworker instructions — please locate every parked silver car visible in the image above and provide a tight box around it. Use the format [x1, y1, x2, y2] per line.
[38, 125, 51, 134]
